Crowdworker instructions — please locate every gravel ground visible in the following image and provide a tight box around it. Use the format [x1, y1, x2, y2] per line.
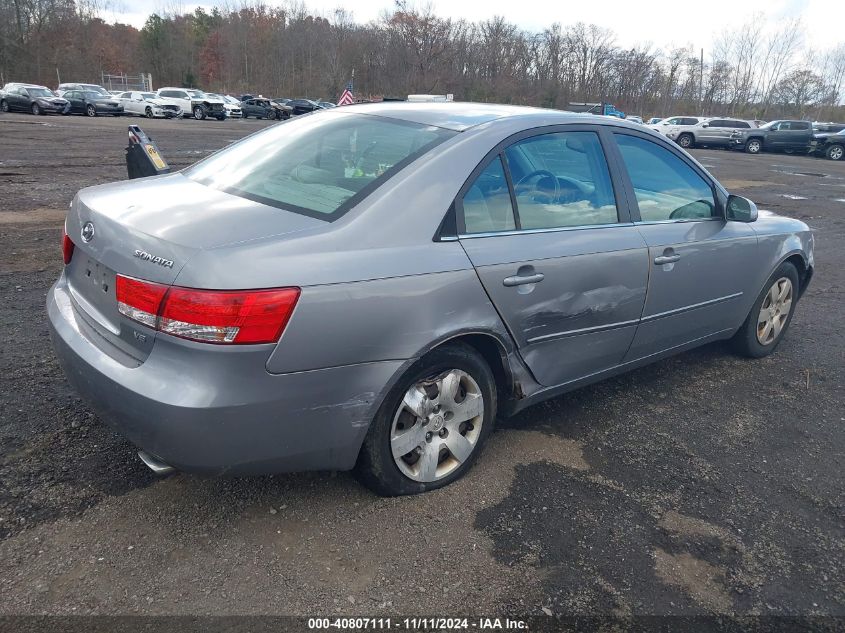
[0, 113, 842, 619]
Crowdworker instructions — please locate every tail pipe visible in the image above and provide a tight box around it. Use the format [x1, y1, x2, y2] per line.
[138, 450, 176, 475]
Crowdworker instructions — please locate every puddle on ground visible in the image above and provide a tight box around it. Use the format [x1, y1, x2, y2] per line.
[771, 169, 830, 178]
[781, 194, 808, 200]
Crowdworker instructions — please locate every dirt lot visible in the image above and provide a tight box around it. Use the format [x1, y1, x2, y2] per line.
[0, 113, 843, 620]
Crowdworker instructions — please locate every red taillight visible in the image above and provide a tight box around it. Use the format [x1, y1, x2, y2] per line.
[116, 275, 169, 328]
[62, 228, 75, 265]
[115, 274, 300, 345]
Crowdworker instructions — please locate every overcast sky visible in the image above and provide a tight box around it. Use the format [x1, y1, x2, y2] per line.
[105, 0, 842, 55]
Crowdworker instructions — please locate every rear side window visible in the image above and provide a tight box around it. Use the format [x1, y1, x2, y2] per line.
[791, 122, 810, 131]
[615, 134, 715, 221]
[504, 132, 618, 229]
[732, 120, 750, 128]
[188, 113, 456, 220]
[708, 119, 727, 127]
[462, 157, 516, 234]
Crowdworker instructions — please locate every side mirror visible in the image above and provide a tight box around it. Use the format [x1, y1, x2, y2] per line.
[701, 123, 709, 128]
[726, 194, 758, 223]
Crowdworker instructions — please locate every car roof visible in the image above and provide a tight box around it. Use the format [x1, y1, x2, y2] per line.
[336, 101, 647, 132]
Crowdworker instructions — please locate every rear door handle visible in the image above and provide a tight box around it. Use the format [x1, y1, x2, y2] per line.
[503, 273, 545, 287]
[654, 254, 681, 265]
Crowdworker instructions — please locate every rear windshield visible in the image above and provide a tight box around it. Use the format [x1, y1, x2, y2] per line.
[186, 112, 456, 220]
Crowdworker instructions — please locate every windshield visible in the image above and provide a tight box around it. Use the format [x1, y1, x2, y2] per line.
[83, 91, 105, 99]
[83, 85, 108, 95]
[758, 121, 778, 130]
[28, 88, 54, 98]
[187, 112, 456, 220]
[187, 90, 207, 98]
[141, 93, 157, 101]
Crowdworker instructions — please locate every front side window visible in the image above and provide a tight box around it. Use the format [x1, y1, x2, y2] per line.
[615, 134, 715, 221]
[504, 131, 618, 229]
[461, 156, 516, 234]
[187, 112, 456, 219]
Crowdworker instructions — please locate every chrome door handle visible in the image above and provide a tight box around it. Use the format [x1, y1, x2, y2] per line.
[654, 254, 681, 265]
[503, 273, 545, 287]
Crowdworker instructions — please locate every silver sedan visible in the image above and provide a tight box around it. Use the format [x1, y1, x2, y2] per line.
[48, 102, 814, 495]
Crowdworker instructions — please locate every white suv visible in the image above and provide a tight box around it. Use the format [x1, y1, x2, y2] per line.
[156, 88, 227, 120]
[649, 116, 706, 141]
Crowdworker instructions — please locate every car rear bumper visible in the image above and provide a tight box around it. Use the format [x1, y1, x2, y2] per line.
[47, 275, 403, 475]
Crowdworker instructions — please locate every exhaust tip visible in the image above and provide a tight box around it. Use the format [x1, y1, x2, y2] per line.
[138, 450, 176, 475]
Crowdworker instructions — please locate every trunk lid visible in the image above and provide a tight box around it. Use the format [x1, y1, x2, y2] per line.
[64, 173, 324, 361]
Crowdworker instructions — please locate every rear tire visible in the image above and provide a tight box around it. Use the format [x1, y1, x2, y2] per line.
[356, 344, 496, 496]
[731, 261, 799, 358]
[745, 138, 762, 154]
[826, 144, 844, 161]
[145, 107, 153, 118]
[0, 100, 8, 113]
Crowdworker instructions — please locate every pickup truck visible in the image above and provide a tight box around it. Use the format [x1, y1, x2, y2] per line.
[730, 120, 813, 154]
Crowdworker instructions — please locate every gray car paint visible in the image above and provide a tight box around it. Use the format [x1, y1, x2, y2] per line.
[48, 102, 814, 474]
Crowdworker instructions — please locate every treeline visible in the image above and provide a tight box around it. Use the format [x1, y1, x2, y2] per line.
[2, 0, 845, 121]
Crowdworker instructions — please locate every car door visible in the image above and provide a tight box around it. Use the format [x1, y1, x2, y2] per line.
[457, 126, 649, 388]
[785, 121, 812, 150]
[610, 131, 758, 360]
[766, 121, 791, 149]
[8, 87, 26, 111]
[65, 91, 83, 113]
[702, 119, 730, 145]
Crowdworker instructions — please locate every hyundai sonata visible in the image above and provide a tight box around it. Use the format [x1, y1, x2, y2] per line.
[48, 102, 814, 495]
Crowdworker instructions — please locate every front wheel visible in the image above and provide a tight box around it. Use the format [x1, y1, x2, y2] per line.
[732, 262, 799, 358]
[0, 100, 8, 113]
[356, 344, 496, 496]
[86, 104, 96, 117]
[745, 138, 762, 154]
[31, 103, 41, 115]
[193, 105, 206, 120]
[826, 144, 844, 161]
[677, 133, 694, 149]
[145, 107, 153, 118]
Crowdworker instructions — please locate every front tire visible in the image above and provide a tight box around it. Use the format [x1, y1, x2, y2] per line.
[0, 100, 8, 113]
[745, 138, 762, 154]
[86, 104, 96, 117]
[826, 144, 844, 161]
[677, 133, 694, 149]
[356, 344, 496, 496]
[31, 103, 41, 115]
[145, 107, 153, 118]
[193, 105, 206, 120]
[732, 262, 799, 358]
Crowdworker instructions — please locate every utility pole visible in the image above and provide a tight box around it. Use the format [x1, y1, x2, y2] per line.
[699, 48, 704, 113]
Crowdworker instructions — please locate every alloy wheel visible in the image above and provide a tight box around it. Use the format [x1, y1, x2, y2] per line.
[756, 277, 793, 345]
[86, 104, 96, 117]
[828, 145, 843, 161]
[390, 368, 484, 483]
[747, 140, 761, 153]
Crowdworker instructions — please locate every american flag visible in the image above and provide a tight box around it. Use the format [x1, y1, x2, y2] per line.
[337, 81, 355, 106]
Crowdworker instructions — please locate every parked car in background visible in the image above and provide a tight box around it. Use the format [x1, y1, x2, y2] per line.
[649, 116, 706, 141]
[63, 89, 123, 117]
[241, 97, 280, 119]
[811, 128, 845, 161]
[647, 117, 663, 125]
[730, 120, 813, 154]
[318, 101, 337, 109]
[50, 104, 813, 495]
[118, 91, 182, 118]
[208, 94, 242, 118]
[156, 88, 226, 120]
[56, 83, 110, 97]
[0, 83, 69, 115]
[674, 118, 756, 149]
[288, 98, 324, 115]
[626, 115, 643, 124]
